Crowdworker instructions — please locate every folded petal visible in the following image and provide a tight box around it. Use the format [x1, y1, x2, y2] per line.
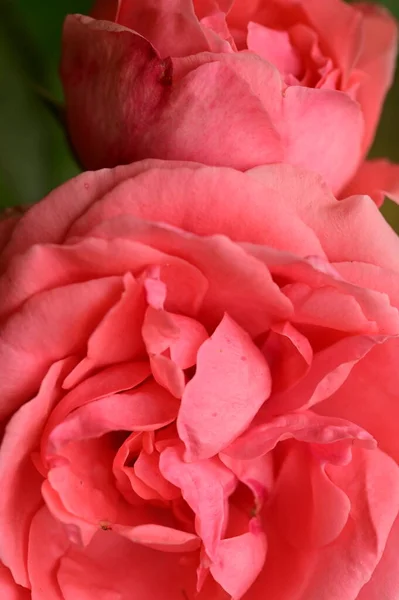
[262, 321, 313, 393]
[210, 519, 267, 599]
[0, 563, 29, 600]
[353, 3, 398, 152]
[0, 277, 123, 421]
[343, 159, 399, 207]
[248, 446, 399, 599]
[178, 313, 271, 460]
[0, 359, 72, 587]
[57, 527, 198, 600]
[271, 443, 351, 548]
[47, 380, 180, 454]
[316, 337, 399, 463]
[114, 0, 212, 57]
[225, 410, 375, 461]
[160, 445, 236, 557]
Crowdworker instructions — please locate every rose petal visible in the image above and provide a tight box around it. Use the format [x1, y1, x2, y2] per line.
[0, 562, 30, 600]
[248, 446, 399, 599]
[0, 277, 123, 421]
[262, 321, 313, 393]
[0, 359, 72, 587]
[210, 519, 267, 599]
[113, 523, 200, 552]
[48, 380, 180, 453]
[27, 506, 70, 600]
[57, 528, 198, 600]
[225, 410, 375, 460]
[272, 443, 351, 548]
[64, 272, 147, 385]
[343, 159, 399, 207]
[178, 313, 271, 460]
[247, 22, 302, 76]
[160, 445, 236, 557]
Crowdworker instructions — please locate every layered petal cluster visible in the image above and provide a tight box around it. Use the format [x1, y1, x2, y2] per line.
[1, 160, 399, 599]
[61, 0, 398, 198]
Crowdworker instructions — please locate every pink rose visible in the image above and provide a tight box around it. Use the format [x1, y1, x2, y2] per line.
[60, 0, 397, 196]
[1, 160, 399, 599]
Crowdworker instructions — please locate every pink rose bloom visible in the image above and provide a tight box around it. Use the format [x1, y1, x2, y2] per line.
[60, 0, 398, 198]
[1, 160, 399, 599]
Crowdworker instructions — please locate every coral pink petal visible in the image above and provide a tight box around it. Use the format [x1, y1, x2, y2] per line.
[354, 3, 398, 152]
[142, 306, 208, 397]
[210, 520, 267, 599]
[300, 447, 399, 598]
[265, 333, 389, 415]
[178, 313, 271, 460]
[86, 216, 292, 335]
[225, 410, 375, 461]
[68, 165, 325, 256]
[220, 452, 274, 509]
[0, 563, 29, 600]
[27, 506, 70, 600]
[248, 446, 399, 599]
[343, 159, 399, 207]
[356, 514, 399, 600]
[57, 528, 198, 600]
[66, 273, 147, 383]
[133, 450, 180, 500]
[0, 277, 123, 422]
[247, 22, 302, 76]
[0, 161, 159, 267]
[113, 523, 200, 552]
[300, 0, 363, 75]
[316, 338, 399, 463]
[49, 360, 150, 430]
[272, 444, 351, 548]
[149, 354, 186, 398]
[282, 84, 363, 193]
[262, 321, 313, 393]
[114, 0, 211, 57]
[160, 445, 235, 557]
[46, 438, 122, 536]
[247, 162, 399, 272]
[48, 380, 180, 453]
[0, 359, 73, 587]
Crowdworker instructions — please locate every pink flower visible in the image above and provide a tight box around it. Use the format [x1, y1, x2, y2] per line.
[1, 160, 399, 599]
[61, 0, 397, 197]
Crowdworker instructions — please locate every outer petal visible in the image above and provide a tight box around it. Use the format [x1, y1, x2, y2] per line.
[0, 359, 73, 587]
[177, 313, 271, 460]
[115, 0, 212, 58]
[47, 380, 180, 454]
[248, 163, 399, 272]
[0, 277, 123, 421]
[61, 15, 175, 171]
[225, 410, 375, 461]
[57, 528, 198, 600]
[0, 563, 30, 600]
[316, 338, 399, 463]
[245, 446, 399, 600]
[343, 159, 399, 207]
[353, 3, 398, 152]
[61, 15, 363, 192]
[356, 514, 399, 600]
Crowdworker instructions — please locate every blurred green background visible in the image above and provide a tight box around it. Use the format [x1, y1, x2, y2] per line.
[0, 0, 398, 223]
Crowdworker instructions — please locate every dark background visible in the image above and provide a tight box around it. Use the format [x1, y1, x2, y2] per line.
[1, 0, 398, 225]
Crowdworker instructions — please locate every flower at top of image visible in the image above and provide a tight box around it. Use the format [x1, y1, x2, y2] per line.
[1, 159, 399, 599]
[60, 0, 398, 199]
